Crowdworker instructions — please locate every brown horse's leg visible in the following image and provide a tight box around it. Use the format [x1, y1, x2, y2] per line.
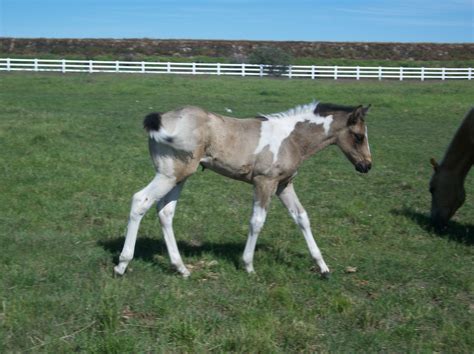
[242, 177, 278, 273]
[157, 180, 190, 277]
[277, 182, 330, 277]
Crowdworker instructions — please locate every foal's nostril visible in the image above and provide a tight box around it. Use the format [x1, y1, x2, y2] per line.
[355, 162, 371, 173]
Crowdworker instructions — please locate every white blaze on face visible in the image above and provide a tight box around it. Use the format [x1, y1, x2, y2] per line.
[254, 111, 333, 163]
[365, 126, 371, 154]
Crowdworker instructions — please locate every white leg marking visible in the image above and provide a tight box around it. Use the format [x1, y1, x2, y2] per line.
[157, 182, 190, 277]
[114, 174, 176, 276]
[278, 183, 330, 275]
[243, 202, 268, 273]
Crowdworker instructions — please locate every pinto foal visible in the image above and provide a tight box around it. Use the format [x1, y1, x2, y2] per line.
[114, 102, 372, 277]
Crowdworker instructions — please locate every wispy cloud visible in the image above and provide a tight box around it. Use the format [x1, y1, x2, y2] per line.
[332, 1, 473, 29]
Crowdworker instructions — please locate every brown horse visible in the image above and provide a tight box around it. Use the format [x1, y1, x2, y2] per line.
[114, 102, 372, 278]
[430, 107, 474, 227]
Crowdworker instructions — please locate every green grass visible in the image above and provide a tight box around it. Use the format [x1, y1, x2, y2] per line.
[0, 72, 473, 352]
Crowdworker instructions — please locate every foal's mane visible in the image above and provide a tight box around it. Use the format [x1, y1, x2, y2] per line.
[260, 101, 357, 120]
[260, 102, 319, 120]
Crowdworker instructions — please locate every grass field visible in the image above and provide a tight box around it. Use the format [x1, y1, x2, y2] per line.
[0, 72, 473, 352]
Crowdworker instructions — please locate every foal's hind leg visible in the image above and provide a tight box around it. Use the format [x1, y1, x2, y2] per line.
[157, 181, 190, 277]
[277, 182, 330, 277]
[114, 174, 176, 276]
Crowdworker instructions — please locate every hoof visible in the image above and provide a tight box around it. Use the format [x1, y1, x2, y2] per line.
[113, 264, 126, 276]
[321, 271, 330, 280]
[178, 267, 191, 278]
[244, 263, 255, 274]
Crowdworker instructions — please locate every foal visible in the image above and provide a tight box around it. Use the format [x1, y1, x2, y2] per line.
[114, 102, 372, 277]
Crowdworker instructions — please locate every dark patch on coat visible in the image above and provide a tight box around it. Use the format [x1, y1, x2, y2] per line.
[255, 115, 269, 121]
[143, 112, 162, 132]
[315, 103, 356, 116]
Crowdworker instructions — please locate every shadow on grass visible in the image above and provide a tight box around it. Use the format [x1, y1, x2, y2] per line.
[99, 235, 304, 274]
[391, 207, 474, 245]
[99, 236, 255, 271]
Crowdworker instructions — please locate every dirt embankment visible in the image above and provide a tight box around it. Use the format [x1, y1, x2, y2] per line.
[1, 38, 473, 61]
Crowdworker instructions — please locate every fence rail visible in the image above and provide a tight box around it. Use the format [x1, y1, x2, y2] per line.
[0, 58, 472, 81]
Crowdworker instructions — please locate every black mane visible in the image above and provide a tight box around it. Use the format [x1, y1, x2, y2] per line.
[315, 103, 356, 116]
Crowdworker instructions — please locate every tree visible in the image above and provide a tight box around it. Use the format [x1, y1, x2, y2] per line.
[248, 46, 292, 77]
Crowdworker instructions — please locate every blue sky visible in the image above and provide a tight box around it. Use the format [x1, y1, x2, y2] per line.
[0, 0, 472, 42]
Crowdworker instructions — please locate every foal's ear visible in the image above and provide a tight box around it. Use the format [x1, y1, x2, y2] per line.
[347, 105, 365, 126]
[430, 158, 440, 172]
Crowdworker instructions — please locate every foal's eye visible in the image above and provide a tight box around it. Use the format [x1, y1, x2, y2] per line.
[353, 133, 364, 144]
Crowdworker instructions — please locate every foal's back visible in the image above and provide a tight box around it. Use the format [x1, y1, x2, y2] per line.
[154, 106, 265, 181]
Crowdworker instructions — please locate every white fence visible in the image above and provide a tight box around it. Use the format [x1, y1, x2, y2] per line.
[0, 58, 472, 81]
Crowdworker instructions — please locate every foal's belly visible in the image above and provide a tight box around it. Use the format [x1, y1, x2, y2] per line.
[199, 157, 254, 183]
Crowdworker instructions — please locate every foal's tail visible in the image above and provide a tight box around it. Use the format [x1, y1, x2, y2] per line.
[143, 112, 175, 145]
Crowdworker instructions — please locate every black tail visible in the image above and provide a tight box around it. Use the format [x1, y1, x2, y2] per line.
[143, 112, 161, 132]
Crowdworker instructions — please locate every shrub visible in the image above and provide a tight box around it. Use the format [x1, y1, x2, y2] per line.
[248, 46, 292, 77]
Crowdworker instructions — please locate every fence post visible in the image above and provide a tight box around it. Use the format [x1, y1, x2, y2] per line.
[4, 58, 474, 82]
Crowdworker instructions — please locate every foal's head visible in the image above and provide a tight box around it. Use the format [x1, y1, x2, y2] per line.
[317, 104, 372, 173]
[429, 159, 465, 227]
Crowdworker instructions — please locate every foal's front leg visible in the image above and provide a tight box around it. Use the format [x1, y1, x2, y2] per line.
[242, 178, 278, 273]
[277, 182, 330, 277]
[114, 174, 176, 276]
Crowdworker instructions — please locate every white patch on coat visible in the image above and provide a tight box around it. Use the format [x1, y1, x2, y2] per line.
[149, 128, 173, 144]
[254, 102, 333, 162]
[149, 120, 197, 152]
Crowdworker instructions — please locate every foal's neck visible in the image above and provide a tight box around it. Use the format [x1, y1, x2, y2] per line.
[440, 110, 474, 181]
[290, 116, 342, 160]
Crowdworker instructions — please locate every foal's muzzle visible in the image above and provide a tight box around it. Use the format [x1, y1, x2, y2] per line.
[355, 161, 372, 173]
